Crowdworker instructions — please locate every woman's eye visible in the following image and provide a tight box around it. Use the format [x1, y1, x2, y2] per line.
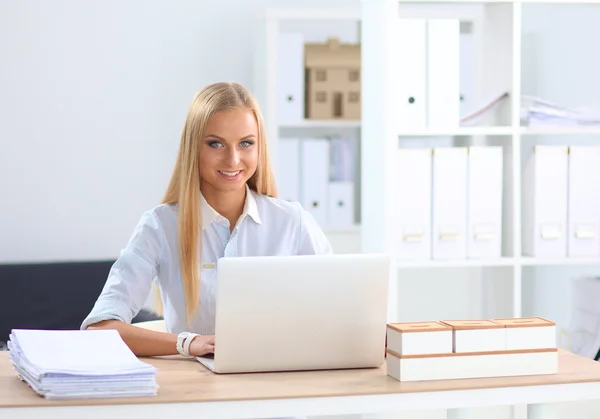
[240, 140, 254, 148]
[208, 141, 223, 148]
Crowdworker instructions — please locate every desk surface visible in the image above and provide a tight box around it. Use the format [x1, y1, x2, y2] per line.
[2, 350, 600, 409]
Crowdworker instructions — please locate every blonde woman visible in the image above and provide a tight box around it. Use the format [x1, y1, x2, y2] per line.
[82, 82, 332, 358]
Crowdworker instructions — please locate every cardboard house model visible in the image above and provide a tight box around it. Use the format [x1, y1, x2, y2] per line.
[305, 37, 361, 120]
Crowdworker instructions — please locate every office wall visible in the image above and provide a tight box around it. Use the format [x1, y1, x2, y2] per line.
[0, 0, 356, 264]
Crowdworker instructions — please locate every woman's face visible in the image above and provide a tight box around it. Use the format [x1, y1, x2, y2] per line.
[198, 108, 259, 194]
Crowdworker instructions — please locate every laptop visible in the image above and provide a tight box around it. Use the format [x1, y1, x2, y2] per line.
[197, 253, 390, 374]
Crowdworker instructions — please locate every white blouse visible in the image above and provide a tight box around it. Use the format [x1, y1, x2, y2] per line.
[81, 186, 333, 335]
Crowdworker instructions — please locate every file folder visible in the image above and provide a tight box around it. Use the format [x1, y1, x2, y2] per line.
[432, 147, 468, 259]
[523, 146, 568, 257]
[330, 137, 355, 182]
[427, 19, 460, 129]
[397, 19, 427, 131]
[460, 29, 476, 119]
[397, 148, 432, 260]
[277, 33, 304, 124]
[328, 181, 354, 228]
[277, 138, 300, 202]
[301, 138, 330, 227]
[568, 146, 600, 257]
[467, 147, 503, 259]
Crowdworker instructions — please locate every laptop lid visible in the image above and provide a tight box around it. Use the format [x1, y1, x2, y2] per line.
[210, 253, 390, 373]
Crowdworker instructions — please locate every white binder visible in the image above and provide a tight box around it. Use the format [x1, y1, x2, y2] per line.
[328, 181, 354, 228]
[459, 30, 476, 119]
[397, 148, 432, 260]
[568, 146, 600, 257]
[330, 137, 355, 182]
[277, 33, 304, 124]
[301, 138, 330, 227]
[467, 146, 503, 259]
[432, 147, 468, 260]
[397, 19, 427, 131]
[427, 19, 460, 129]
[522, 146, 568, 257]
[277, 138, 300, 203]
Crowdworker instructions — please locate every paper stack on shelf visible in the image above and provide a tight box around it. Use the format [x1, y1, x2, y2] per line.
[521, 95, 600, 127]
[7, 329, 157, 399]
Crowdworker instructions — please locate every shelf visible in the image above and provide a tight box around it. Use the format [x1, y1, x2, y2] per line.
[280, 124, 514, 135]
[398, 126, 513, 137]
[323, 225, 361, 234]
[399, 0, 600, 3]
[279, 120, 361, 129]
[396, 258, 515, 269]
[265, 8, 361, 20]
[280, 124, 600, 136]
[399, 0, 518, 2]
[522, 0, 600, 3]
[520, 126, 600, 135]
[521, 257, 600, 266]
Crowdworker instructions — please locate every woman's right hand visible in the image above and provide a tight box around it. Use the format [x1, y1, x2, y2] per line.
[188, 335, 215, 357]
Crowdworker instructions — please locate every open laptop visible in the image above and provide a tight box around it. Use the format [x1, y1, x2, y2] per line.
[197, 253, 390, 374]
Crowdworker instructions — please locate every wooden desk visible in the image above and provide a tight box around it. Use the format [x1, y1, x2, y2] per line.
[2, 351, 600, 419]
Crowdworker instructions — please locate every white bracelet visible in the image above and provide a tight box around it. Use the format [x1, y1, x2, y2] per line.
[177, 332, 192, 357]
[183, 333, 200, 358]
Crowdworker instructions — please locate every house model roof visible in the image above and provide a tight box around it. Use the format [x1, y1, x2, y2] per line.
[305, 37, 361, 68]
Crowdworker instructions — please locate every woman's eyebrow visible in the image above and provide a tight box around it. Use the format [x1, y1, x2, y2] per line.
[204, 134, 256, 140]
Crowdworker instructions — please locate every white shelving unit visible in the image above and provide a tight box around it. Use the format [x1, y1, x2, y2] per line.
[255, 1, 600, 344]
[359, 0, 600, 333]
[254, 7, 364, 247]
[279, 120, 361, 129]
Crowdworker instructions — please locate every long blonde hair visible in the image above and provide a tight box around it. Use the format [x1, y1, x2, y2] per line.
[156, 82, 277, 324]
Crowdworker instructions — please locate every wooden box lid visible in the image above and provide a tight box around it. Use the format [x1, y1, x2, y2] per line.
[492, 317, 556, 328]
[387, 321, 452, 333]
[440, 320, 505, 330]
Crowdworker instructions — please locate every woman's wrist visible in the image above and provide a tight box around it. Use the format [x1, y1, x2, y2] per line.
[177, 332, 200, 357]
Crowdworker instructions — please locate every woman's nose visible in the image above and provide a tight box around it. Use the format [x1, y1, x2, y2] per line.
[226, 148, 240, 166]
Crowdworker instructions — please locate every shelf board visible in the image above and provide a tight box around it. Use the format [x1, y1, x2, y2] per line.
[399, 0, 600, 3]
[521, 257, 600, 266]
[399, 0, 515, 2]
[398, 126, 513, 137]
[396, 258, 515, 269]
[323, 225, 361, 234]
[265, 8, 361, 20]
[279, 120, 361, 129]
[521, 0, 600, 3]
[520, 126, 600, 135]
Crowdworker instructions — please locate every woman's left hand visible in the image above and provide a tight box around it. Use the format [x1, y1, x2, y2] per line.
[188, 335, 215, 357]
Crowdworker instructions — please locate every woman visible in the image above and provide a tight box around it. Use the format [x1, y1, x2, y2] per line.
[82, 82, 332, 358]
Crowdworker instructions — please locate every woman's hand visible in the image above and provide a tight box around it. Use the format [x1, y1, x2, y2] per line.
[188, 335, 215, 357]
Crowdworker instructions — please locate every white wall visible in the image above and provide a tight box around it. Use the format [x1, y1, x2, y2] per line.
[0, 0, 356, 263]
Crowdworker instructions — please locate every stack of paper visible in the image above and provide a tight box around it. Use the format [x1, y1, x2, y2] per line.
[7, 329, 157, 399]
[521, 95, 600, 127]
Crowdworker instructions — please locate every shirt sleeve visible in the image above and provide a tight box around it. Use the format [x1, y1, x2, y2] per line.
[81, 210, 164, 330]
[296, 206, 334, 255]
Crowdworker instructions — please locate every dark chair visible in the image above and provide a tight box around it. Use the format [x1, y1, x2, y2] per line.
[0, 260, 162, 349]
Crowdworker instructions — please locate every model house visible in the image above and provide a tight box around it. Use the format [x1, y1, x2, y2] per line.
[304, 37, 361, 120]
